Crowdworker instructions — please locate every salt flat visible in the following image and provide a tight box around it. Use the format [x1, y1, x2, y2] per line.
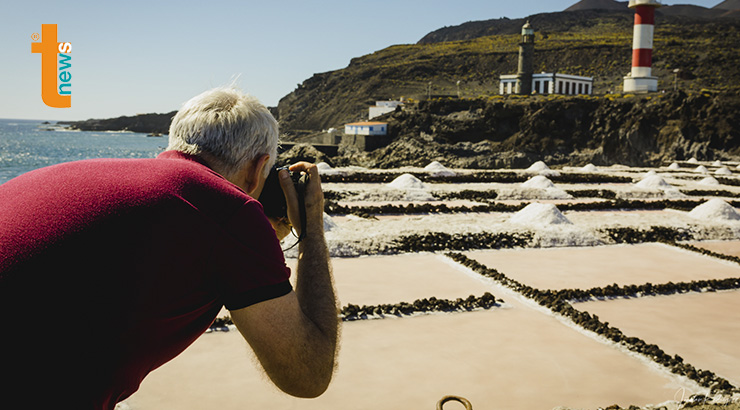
[295, 253, 494, 306]
[691, 240, 740, 259]
[125, 255, 696, 410]
[579, 289, 740, 387]
[465, 243, 740, 291]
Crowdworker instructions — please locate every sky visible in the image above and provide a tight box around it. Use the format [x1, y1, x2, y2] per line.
[1, 0, 722, 121]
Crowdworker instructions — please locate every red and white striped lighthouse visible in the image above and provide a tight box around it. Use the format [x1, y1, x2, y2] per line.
[623, 0, 662, 93]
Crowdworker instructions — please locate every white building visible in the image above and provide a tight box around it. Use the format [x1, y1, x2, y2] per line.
[369, 101, 403, 120]
[344, 121, 388, 136]
[500, 73, 594, 95]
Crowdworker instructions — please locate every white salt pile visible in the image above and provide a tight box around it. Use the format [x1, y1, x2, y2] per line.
[635, 174, 672, 189]
[699, 176, 720, 186]
[643, 170, 657, 178]
[667, 162, 680, 170]
[508, 203, 572, 226]
[688, 157, 699, 164]
[521, 175, 556, 189]
[694, 165, 709, 174]
[688, 198, 740, 221]
[423, 161, 456, 177]
[712, 160, 723, 167]
[525, 161, 559, 176]
[316, 162, 341, 176]
[580, 164, 598, 172]
[386, 173, 426, 190]
[323, 213, 337, 232]
[715, 166, 732, 175]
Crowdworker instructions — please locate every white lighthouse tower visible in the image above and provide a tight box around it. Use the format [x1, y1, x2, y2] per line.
[623, 0, 662, 93]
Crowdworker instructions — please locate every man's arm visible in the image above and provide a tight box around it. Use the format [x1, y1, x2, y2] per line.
[230, 162, 338, 398]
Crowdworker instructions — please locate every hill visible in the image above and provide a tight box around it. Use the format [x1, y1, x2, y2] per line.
[565, 0, 628, 12]
[715, 0, 740, 10]
[276, 10, 740, 134]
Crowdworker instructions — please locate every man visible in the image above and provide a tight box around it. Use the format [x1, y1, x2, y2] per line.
[0, 87, 339, 409]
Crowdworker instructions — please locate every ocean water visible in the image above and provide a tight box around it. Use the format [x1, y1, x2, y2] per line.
[0, 118, 169, 184]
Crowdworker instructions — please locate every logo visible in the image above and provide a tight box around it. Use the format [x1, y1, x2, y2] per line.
[31, 24, 72, 108]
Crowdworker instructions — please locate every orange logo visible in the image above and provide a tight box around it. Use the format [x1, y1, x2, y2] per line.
[31, 24, 72, 108]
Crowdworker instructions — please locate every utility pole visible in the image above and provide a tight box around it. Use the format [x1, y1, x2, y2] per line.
[673, 68, 680, 92]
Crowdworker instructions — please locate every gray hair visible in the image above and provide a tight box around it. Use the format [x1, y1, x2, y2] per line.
[167, 87, 278, 177]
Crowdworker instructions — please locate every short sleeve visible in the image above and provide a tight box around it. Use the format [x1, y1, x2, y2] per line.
[212, 199, 292, 310]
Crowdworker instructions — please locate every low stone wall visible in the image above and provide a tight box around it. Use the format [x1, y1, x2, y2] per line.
[340, 292, 503, 321]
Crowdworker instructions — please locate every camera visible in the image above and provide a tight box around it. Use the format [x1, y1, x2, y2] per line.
[258, 165, 308, 221]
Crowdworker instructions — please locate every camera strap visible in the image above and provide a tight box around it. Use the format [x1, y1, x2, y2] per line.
[284, 184, 307, 251]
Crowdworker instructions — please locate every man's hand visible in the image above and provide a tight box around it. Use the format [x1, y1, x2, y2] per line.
[267, 216, 292, 241]
[231, 161, 339, 398]
[277, 162, 324, 237]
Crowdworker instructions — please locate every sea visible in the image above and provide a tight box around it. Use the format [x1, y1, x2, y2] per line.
[0, 118, 169, 185]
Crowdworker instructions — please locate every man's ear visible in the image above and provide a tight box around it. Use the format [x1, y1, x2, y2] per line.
[244, 154, 271, 196]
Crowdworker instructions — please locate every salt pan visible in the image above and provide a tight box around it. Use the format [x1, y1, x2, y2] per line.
[688, 198, 740, 221]
[386, 173, 426, 190]
[521, 175, 556, 189]
[715, 166, 732, 175]
[635, 175, 672, 189]
[508, 203, 572, 226]
[698, 176, 720, 186]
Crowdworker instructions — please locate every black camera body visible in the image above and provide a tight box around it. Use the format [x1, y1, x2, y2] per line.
[258, 165, 308, 220]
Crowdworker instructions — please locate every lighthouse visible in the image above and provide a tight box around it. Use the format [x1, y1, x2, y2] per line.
[516, 21, 535, 95]
[623, 0, 662, 93]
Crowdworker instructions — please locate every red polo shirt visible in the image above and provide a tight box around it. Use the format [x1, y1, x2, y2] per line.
[0, 150, 291, 409]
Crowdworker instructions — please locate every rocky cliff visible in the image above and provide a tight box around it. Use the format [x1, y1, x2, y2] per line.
[293, 91, 740, 169]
